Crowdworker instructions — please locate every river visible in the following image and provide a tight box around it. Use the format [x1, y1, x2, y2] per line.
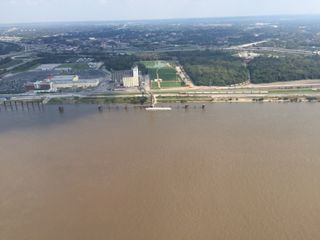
[1, 103, 320, 240]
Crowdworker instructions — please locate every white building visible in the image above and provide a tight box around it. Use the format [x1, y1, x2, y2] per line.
[122, 66, 140, 88]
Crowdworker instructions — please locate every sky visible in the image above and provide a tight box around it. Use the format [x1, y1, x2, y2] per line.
[0, 0, 320, 24]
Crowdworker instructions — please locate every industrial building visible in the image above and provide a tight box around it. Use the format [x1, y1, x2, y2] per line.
[25, 81, 55, 93]
[49, 75, 100, 89]
[25, 75, 100, 93]
[112, 66, 140, 88]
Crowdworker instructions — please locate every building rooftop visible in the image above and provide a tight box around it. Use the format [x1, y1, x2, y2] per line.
[51, 79, 99, 84]
[47, 75, 100, 84]
[50, 75, 76, 82]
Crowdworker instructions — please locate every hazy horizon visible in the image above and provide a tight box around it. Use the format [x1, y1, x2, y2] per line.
[0, 14, 319, 27]
[1, 0, 320, 24]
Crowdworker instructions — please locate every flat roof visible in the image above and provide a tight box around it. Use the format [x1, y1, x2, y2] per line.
[35, 64, 61, 70]
[51, 75, 75, 81]
[51, 79, 100, 84]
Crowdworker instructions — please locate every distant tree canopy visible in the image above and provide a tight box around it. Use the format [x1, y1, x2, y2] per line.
[248, 55, 320, 83]
[136, 62, 148, 75]
[35, 50, 320, 86]
[11, 60, 39, 73]
[96, 54, 148, 72]
[171, 50, 248, 86]
[0, 69, 7, 76]
[0, 42, 22, 55]
[0, 57, 12, 66]
[101, 54, 138, 71]
[37, 53, 72, 64]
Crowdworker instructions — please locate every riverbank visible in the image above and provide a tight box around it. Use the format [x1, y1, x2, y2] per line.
[2, 87, 320, 107]
[45, 94, 320, 105]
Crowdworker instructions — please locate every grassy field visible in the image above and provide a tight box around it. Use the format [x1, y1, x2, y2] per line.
[148, 68, 177, 81]
[141, 60, 186, 89]
[140, 61, 178, 81]
[59, 63, 90, 70]
[151, 81, 185, 89]
[268, 88, 320, 94]
[0, 59, 23, 69]
[11, 60, 40, 73]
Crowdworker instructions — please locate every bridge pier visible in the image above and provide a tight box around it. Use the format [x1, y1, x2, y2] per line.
[4, 102, 7, 111]
[9, 101, 13, 111]
[0, 100, 45, 112]
[58, 106, 64, 113]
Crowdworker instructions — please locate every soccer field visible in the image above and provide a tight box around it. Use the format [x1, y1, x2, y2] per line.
[140, 60, 186, 89]
[140, 61, 177, 81]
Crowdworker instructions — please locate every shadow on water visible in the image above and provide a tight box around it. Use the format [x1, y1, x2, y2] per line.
[0, 104, 101, 134]
[0, 103, 211, 134]
[2, 102, 318, 135]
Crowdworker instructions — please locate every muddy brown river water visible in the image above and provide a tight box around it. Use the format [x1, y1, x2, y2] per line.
[1, 104, 320, 240]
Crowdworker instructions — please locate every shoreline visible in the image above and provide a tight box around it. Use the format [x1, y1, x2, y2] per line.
[1, 94, 320, 106]
[45, 95, 320, 104]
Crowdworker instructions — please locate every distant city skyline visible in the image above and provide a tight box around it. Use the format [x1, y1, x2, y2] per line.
[1, 0, 320, 24]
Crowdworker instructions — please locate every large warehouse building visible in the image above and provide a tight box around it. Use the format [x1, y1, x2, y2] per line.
[49, 75, 100, 89]
[25, 75, 100, 93]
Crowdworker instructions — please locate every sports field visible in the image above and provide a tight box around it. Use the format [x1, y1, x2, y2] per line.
[151, 81, 185, 89]
[141, 60, 185, 89]
[59, 63, 90, 70]
[140, 61, 177, 81]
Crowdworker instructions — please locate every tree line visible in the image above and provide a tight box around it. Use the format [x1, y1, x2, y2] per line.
[248, 55, 320, 83]
[0, 42, 22, 55]
[170, 50, 248, 86]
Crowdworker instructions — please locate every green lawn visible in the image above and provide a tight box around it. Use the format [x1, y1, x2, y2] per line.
[59, 63, 90, 70]
[141, 60, 185, 89]
[268, 88, 320, 94]
[0, 59, 23, 69]
[151, 81, 185, 89]
[11, 61, 40, 73]
[148, 68, 177, 81]
[141, 60, 178, 81]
